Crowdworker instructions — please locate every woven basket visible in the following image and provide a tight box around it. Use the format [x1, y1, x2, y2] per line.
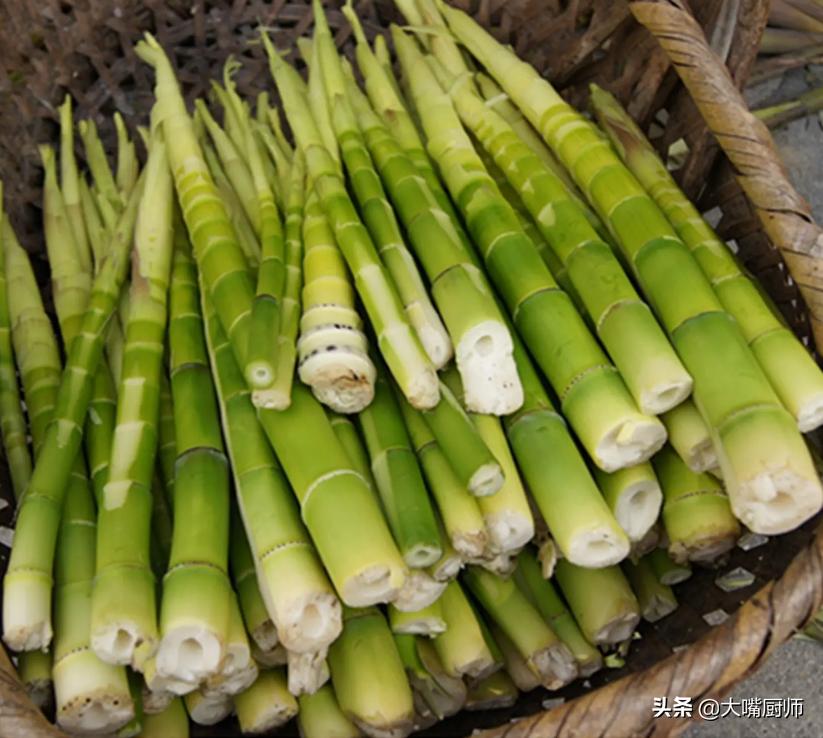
[1, 1, 822, 736]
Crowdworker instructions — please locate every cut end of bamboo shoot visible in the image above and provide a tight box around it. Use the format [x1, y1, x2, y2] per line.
[26, 677, 53, 711]
[252, 643, 289, 668]
[413, 310, 454, 370]
[203, 648, 258, 698]
[613, 479, 663, 542]
[473, 550, 519, 577]
[392, 570, 448, 613]
[390, 612, 447, 638]
[687, 439, 719, 474]
[639, 378, 693, 416]
[720, 408, 823, 535]
[566, 526, 630, 568]
[354, 720, 415, 738]
[155, 625, 224, 684]
[144, 657, 199, 697]
[90, 621, 144, 667]
[288, 649, 331, 696]
[250, 387, 291, 410]
[532, 643, 578, 690]
[468, 462, 505, 497]
[2, 573, 53, 652]
[484, 510, 534, 555]
[342, 563, 405, 608]
[299, 344, 376, 414]
[595, 416, 667, 472]
[642, 593, 678, 623]
[451, 529, 488, 560]
[797, 393, 823, 432]
[456, 321, 523, 416]
[593, 612, 639, 646]
[142, 687, 175, 715]
[668, 534, 735, 566]
[538, 539, 558, 579]
[208, 661, 259, 699]
[250, 619, 280, 653]
[184, 690, 234, 726]
[731, 466, 823, 535]
[430, 551, 464, 583]
[54, 651, 134, 735]
[277, 591, 342, 654]
[402, 365, 442, 411]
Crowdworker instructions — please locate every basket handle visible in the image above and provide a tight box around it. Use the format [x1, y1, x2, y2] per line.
[632, 0, 823, 355]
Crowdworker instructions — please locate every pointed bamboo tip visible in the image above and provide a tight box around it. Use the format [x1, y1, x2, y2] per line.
[342, 0, 368, 47]
[435, 0, 458, 25]
[135, 32, 163, 65]
[312, 0, 330, 35]
[588, 82, 617, 110]
[38, 144, 55, 171]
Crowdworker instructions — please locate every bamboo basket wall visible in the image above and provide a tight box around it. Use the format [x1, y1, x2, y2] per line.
[0, 1, 822, 736]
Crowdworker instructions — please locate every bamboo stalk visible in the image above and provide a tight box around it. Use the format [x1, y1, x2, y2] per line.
[653, 445, 740, 565]
[438, 59, 692, 417]
[233, 669, 298, 734]
[491, 625, 541, 693]
[593, 462, 662, 543]
[328, 608, 415, 738]
[228, 512, 278, 652]
[204, 278, 342, 650]
[264, 25, 440, 412]
[440, 367, 533, 554]
[0, 195, 32, 501]
[3, 166, 143, 652]
[200, 591, 258, 698]
[297, 180, 376, 413]
[78, 118, 123, 216]
[114, 113, 139, 200]
[138, 698, 189, 738]
[394, 634, 466, 724]
[312, 15, 451, 369]
[660, 399, 718, 473]
[3, 209, 134, 732]
[592, 85, 823, 442]
[554, 559, 640, 646]
[648, 547, 692, 586]
[200, 139, 261, 268]
[394, 26, 665, 473]
[358, 364, 442, 567]
[298, 684, 363, 738]
[136, 35, 258, 402]
[515, 550, 603, 677]
[463, 567, 577, 689]
[183, 689, 233, 726]
[399, 394, 487, 558]
[504, 339, 631, 567]
[464, 671, 518, 711]
[257, 384, 408, 607]
[287, 649, 330, 696]
[432, 581, 497, 680]
[623, 556, 679, 623]
[268, 150, 306, 409]
[389, 601, 447, 637]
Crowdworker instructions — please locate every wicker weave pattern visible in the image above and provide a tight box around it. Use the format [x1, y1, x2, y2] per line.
[0, 2, 822, 737]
